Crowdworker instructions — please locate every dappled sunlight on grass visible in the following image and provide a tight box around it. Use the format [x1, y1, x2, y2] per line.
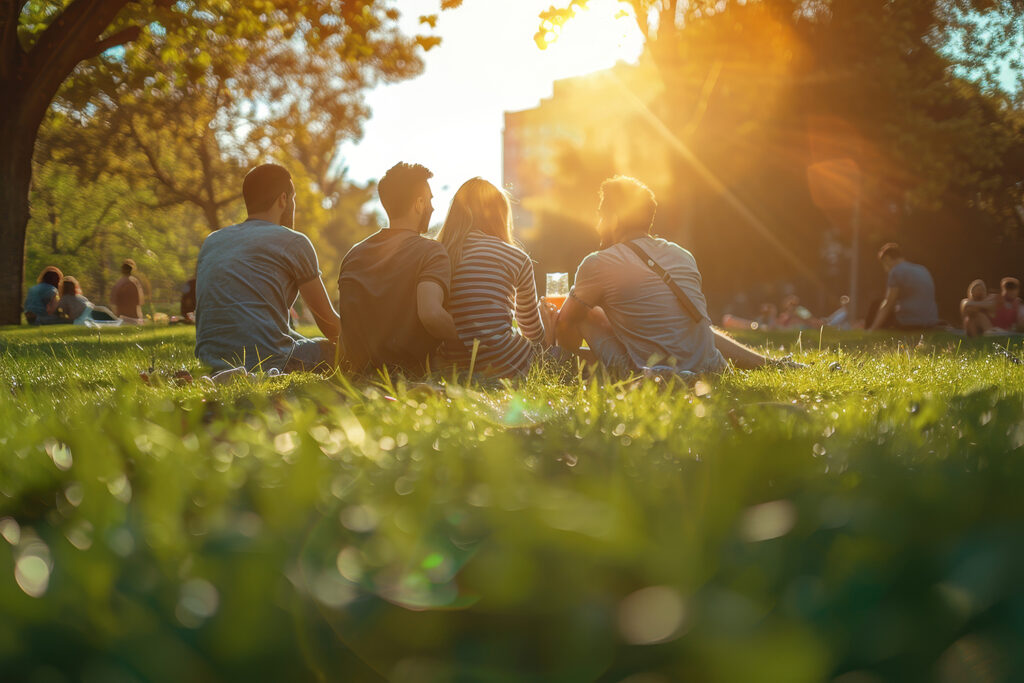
[1, 326, 1023, 680]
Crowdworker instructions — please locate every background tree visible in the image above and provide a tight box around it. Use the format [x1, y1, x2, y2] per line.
[527, 0, 1024, 319]
[0, 0, 446, 324]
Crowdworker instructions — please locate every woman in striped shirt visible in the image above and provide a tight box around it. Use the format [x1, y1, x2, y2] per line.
[437, 178, 556, 377]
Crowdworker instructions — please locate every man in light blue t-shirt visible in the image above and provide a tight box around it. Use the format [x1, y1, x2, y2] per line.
[868, 242, 940, 330]
[195, 164, 341, 372]
[555, 176, 783, 374]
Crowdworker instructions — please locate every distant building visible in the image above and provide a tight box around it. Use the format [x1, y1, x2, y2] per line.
[502, 58, 666, 234]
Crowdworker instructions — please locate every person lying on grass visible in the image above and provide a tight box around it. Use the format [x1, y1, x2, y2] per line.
[195, 163, 341, 373]
[555, 176, 783, 374]
[337, 162, 459, 375]
[55, 276, 118, 324]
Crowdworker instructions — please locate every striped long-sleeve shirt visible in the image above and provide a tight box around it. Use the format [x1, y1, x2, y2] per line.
[438, 231, 545, 377]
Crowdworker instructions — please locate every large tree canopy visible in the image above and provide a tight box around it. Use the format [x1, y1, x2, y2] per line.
[0, 0, 444, 324]
[526, 0, 1024, 318]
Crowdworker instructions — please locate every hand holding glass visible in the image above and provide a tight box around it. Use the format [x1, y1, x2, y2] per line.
[545, 272, 569, 310]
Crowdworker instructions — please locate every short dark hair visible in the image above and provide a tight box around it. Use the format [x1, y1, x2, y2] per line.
[1002, 277, 1020, 290]
[38, 266, 62, 287]
[121, 258, 135, 275]
[378, 162, 433, 220]
[878, 242, 902, 261]
[243, 164, 293, 214]
[599, 176, 657, 236]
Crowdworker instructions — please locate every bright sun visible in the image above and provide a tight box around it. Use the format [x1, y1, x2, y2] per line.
[537, 0, 646, 77]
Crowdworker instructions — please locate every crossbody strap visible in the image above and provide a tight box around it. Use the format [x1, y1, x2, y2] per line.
[623, 240, 709, 324]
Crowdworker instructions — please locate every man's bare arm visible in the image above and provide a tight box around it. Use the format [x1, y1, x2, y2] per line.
[712, 328, 768, 369]
[299, 277, 341, 340]
[869, 286, 899, 331]
[416, 281, 460, 343]
[555, 294, 588, 354]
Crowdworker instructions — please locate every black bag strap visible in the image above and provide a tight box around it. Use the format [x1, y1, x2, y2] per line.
[623, 240, 708, 324]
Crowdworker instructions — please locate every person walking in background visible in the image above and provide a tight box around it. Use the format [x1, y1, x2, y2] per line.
[337, 162, 459, 375]
[556, 176, 779, 374]
[55, 277, 119, 324]
[868, 243, 940, 331]
[110, 258, 145, 322]
[195, 163, 341, 373]
[435, 177, 555, 377]
[23, 266, 64, 325]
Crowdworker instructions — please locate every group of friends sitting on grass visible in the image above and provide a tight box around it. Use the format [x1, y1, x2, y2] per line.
[23, 260, 147, 326]
[191, 163, 798, 379]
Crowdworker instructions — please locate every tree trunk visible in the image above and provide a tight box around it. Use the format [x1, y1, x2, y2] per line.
[201, 202, 221, 231]
[0, 117, 37, 325]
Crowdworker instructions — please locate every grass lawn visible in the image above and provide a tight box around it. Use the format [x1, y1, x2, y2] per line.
[1, 325, 1022, 682]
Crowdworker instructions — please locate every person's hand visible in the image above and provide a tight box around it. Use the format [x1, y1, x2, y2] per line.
[539, 299, 559, 347]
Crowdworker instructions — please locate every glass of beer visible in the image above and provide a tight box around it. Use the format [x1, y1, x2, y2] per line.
[545, 272, 569, 310]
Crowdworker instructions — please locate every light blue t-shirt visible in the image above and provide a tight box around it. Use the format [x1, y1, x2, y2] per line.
[888, 260, 939, 327]
[195, 220, 322, 371]
[24, 283, 57, 316]
[571, 236, 726, 373]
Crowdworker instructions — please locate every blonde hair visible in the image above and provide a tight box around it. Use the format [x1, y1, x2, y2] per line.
[967, 279, 987, 299]
[437, 178, 513, 269]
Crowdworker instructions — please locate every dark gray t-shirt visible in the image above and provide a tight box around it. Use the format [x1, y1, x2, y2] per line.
[338, 228, 452, 374]
[195, 219, 321, 371]
[887, 261, 939, 326]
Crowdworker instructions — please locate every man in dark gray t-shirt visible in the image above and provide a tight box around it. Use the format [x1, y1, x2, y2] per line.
[195, 164, 341, 372]
[869, 243, 940, 330]
[337, 162, 459, 375]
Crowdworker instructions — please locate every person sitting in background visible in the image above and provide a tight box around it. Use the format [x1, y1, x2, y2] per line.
[23, 266, 64, 325]
[775, 295, 821, 329]
[110, 258, 145, 322]
[436, 177, 556, 377]
[961, 279, 994, 337]
[173, 278, 197, 324]
[195, 163, 341, 373]
[756, 302, 778, 331]
[992, 277, 1022, 332]
[962, 277, 1023, 336]
[556, 176, 782, 375]
[823, 295, 851, 329]
[868, 243, 940, 331]
[337, 162, 459, 375]
[54, 277, 118, 324]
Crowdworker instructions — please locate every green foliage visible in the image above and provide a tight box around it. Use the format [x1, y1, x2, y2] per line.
[524, 0, 1024, 320]
[1, 327, 1023, 680]
[23, 160, 205, 306]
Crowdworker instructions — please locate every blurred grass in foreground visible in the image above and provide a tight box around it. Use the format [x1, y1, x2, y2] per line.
[0, 325, 1022, 682]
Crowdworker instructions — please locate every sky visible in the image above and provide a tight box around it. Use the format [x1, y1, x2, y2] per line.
[337, 0, 645, 220]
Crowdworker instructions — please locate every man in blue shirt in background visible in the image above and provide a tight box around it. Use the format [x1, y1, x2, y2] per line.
[195, 164, 341, 372]
[869, 242, 940, 330]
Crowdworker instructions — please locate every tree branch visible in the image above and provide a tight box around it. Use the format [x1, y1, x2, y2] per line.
[82, 24, 140, 61]
[67, 196, 119, 255]
[21, 0, 132, 121]
[127, 117, 203, 205]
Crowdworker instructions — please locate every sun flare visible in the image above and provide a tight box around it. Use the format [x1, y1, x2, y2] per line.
[536, 0, 645, 78]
